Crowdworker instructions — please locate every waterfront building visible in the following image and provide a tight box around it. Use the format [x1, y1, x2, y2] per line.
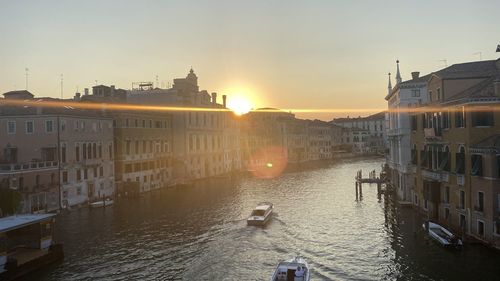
[80, 85, 174, 194]
[385, 61, 430, 202]
[306, 120, 333, 161]
[126, 69, 242, 181]
[332, 111, 387, 154]
[410, 58, 500, 248]
[0, 91, 115, 212]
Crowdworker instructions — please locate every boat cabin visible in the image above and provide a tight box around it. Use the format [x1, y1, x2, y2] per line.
[0, 214, 62, 278]
[273, 262, 309, 281]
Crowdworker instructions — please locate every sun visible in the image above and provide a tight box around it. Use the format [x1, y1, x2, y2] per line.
[227, 96, 252, 115]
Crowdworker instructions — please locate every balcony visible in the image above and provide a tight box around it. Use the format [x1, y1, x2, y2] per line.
[422, 169, 449, 182]
[387, 128, 404, 137]
[424, 128, 442, 141]
[0, 161, 59, 174]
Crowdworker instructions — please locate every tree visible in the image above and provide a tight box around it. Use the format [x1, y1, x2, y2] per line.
[0, 186, 22, 217]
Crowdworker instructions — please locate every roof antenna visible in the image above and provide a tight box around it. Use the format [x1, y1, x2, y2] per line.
[473, 52, 482, 61]
[60, 74, 64, 99]
[25, 67, 29, 90]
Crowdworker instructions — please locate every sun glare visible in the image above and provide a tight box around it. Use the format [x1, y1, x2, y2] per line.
[227, 96, 252, 115]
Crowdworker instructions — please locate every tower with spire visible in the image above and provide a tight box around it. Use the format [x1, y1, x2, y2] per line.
[395, 60, 402, 84]
[387, 72, 392, 96]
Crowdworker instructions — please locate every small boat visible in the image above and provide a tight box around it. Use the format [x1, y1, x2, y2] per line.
[422, 221, 462, 247]
[90, 198, 114, 208]
[247, 202, 273, 226]
[271, 256, 311, 281]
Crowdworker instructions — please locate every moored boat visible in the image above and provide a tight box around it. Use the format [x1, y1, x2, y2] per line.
[0, 214, 64, 280]
[247, 202, 273, 226]
[90, 198, 114, 208]
[271, 256, 311, 281]
[422, 221, 462, 247]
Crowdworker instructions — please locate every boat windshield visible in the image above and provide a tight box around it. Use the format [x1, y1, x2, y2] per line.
[251, 210, 266, 216]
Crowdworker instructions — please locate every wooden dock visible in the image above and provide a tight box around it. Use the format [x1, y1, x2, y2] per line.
[354, 169, 387, 200]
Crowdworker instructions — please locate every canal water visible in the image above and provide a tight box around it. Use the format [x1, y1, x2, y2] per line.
[37, 157, 500, 280]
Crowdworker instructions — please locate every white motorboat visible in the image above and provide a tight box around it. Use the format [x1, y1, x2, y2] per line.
[90, 199, 114, 208]
[422, 221, 462, 247]
[271, 256, 311, 281]
[247, 202, 273, 226]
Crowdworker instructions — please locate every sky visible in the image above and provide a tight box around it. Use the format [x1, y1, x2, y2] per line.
[0, 0, 499, 120]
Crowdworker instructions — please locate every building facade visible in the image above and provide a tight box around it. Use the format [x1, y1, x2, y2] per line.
[386, 61, 429, 202]
[410, 58, 500, 248]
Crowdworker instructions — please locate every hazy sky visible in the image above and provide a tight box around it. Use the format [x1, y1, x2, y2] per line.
[1, 0, 499, 120]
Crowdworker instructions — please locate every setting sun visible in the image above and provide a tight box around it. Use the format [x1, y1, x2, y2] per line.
[227, 96, 252, 115]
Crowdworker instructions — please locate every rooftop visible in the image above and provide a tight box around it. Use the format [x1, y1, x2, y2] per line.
[0, 214, 56, 233]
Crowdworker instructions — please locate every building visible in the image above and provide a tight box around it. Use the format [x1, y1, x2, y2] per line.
[386, 60, 430, 202]
[79, 85, 175, 194]
[332, 111, 387, 154]
[127, 69, 242, 182]
[410, 58, 500, 248]
[0, 91, 115, 213]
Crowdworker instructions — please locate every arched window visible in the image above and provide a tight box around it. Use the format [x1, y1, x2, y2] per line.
[455, 146, 465, 174]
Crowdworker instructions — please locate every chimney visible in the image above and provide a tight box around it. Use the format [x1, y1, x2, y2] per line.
[211, 92, 217, 104]
[84, 88, 89, 96]
[411, 72, 420, 80]
[494, 79, 500, 96]
[222, 95, 227, 108]
[74, 92, 81, 101]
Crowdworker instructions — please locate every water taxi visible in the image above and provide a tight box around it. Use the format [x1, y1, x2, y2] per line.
[0, 214, 63, 280]
[422, 221, 462, 247]
[247, 202, 273, 226]
[271, 256, 311, 281]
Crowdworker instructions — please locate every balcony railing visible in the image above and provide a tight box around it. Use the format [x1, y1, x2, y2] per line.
[0, 161, 59, 174]
[422, 169, 449, 182]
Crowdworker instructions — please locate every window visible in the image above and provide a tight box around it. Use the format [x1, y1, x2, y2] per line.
[445, 208, 450, 220]
[61, 145, 66, 163]
[459, 190, 465, 209]
[437, 88, 441, 101]
[109, 144, 112, 159]
[411, 89, 420, 97]
[62, 171, 68, 183]
[83, 143, 87, 159]
[93, 143, 97, 158]
[61, 120, 66, 131]
[7, 121, 16, 134]
[126, 140, 131, 154]
[471, 108, 494, 127]
[98, 144, 102, 158]
[99, 166, 104, 177]
[84, 169, 88, 180]
[77, 187, 82, 195]
[93, 167, 98, 178]
[444, 186, 450, 203]
[46, 120, 53, 133]
[26, 120, 34, 134]
[476, 191, 484, 212]
[428, 91, 432, 102]
[455, 147, 465, 174]
[459, 214, 466, 230]
[76, 145, 80, 162]
[77, 170, 82, 181]
[455, 107, 466, 128]
[411, 115, 417, 131]
[439, 146, 450, 172]
[477, 220, 484, 236]
[471, 154, 483, 176]
[442, 111, 451, 129]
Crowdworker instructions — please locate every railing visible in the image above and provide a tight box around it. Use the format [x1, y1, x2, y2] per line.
[0, 161, 59, 174]
[422, 169, 449, 182]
